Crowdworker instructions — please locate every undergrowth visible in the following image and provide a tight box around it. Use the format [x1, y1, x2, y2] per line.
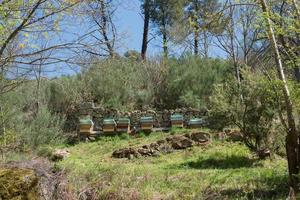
[57, 129, 288, 200]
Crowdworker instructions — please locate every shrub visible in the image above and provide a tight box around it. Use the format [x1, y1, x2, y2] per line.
[20, 107, 65, 149]
[208, 68, 284, 153]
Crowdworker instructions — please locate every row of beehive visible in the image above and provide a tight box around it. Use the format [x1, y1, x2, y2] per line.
[79, 114, 205, 135]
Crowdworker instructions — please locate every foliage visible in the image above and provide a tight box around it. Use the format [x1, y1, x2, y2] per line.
[20, 106, 65, 149]
[162, 56, 231, 109]
[208, 68, 284, 152]
[44, 57, 230, 112]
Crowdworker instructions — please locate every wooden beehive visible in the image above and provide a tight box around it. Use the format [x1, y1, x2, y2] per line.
[140, 116, 154, 132]
[188, 118, 204, 129]
[79, 119, 93, 136]
[170, 114, 184, 128]
[103, 118, 116, 133]
[116, 118, 130, 133]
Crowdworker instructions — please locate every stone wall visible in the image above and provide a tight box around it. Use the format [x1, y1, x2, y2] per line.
[78, 103, 207, 129]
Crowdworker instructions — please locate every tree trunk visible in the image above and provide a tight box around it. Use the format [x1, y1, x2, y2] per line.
[194, 28, 199, 55]
[141, 0, 150, 60]
[259, 0, 299, 196]
[192, 1, 199, 56]
[203, 30, 208, 58]
[162, 22, 168, 58]
[99, 0, 115, 58]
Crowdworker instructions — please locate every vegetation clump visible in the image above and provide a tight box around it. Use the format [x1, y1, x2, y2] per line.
[0, 168, 39, 200]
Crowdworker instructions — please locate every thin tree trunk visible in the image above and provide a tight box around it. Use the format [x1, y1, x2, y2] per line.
[192, 1, 199, 56]
[203, 30, 208, 58]
[259, 0, 299, 197]
[99, 0, 115, 58]
[194, 28, 199, 55]
[162, 22, 168, 58]
[141, 0, 150, 60]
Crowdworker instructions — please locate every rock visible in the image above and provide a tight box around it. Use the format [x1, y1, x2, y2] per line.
[152, 150, 161, 157]
[169, 135, 194, 149]
[257, 149, 271, 159]
[128, 154, 135, 160]
[190, 132, 210, 143]
[226, 130, 243, 141]
[158, 144, 173, 154]
[137, 148, 152, 156]
[88, 136, 96, 141]
[184, 133, 191, 139]
[150, 143, 159, 150]
[51, 149, 70, 161]
[0, 168, 39, 200]
[156, 139, 166, 145]
[112, 148, 139, 158]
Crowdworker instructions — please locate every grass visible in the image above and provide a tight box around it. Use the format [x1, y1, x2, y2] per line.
[57, 129, 288, 200]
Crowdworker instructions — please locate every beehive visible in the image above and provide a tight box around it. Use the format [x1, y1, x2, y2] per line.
[79, 119, 93, 136]
[170, 114, 184, 128]
[116, 118, 130, 133]
[140, 116, 154, 131]
[103, 118, 116, 133]
[188, 118, 204, 129]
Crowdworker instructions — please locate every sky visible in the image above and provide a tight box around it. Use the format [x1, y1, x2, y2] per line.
[48, 0, 227, 76]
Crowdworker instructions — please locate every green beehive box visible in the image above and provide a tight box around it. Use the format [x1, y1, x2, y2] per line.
[140, 116, 154, 131]
[79, 119, 93, 134]
[171, 114, 184, 128]
[117, 118, 131, 133]
[188, 118, 204, 129]
[103, 118, 116, 133]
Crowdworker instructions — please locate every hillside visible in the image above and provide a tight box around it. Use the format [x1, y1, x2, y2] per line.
[56, 130, 288, 200]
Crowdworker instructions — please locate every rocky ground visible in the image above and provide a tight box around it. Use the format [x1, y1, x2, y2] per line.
[112, 131, 211, 159]
[0, 158, 73, 200]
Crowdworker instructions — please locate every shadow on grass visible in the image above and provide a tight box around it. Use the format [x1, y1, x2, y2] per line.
[201, 173, 288, 200]
[179, 155, 260, 169]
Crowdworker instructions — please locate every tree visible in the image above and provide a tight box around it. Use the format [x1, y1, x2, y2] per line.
[141, 0, 152, 60]
[150, 0, 185, 58]
[258, 0, 299, 197]
[0, 0, 79, 95]
[186, 0, 221, 57]
[78, 0, 117, 58]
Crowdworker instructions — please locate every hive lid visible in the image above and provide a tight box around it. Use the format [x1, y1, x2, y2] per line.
[140, 116, 154, 122]
[189, 118, 204, 125]
[117, 118, 130, 124]
[171, 114, 183, 120]
[79, 119, 92, 125]
[103, 118, 116, 125]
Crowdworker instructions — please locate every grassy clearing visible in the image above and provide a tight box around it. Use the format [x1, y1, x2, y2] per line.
[58, 130, 288, 200]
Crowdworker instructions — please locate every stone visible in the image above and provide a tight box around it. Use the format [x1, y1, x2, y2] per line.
[184, 133, 191, 139]
[150, 143, 159, 149]
[112, 148, 139, 158]
[257, 149, 271, 159]
[137, 148, 152, 156]
[156, 139, 166, 145]
[88, 136, 96, 141]
[152, 150, 161, 157]
[158, 144, 173, 154]
[226, 130, 243, 141]
[190, 132, 210, 143]
[51, 149, 70, 161]
[169, 135, 194, 149]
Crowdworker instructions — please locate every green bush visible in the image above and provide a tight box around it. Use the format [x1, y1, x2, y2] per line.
[20, 107, 65, 149]
[208, 68, 284, 153]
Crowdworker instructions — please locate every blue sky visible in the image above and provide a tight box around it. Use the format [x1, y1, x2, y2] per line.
[49, 0, 227, 76]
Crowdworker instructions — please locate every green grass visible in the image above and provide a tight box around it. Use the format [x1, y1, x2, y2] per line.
[58, 130, 288, 200]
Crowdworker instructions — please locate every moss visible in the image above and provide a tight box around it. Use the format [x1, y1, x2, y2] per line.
[0, 168, 39, 200]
